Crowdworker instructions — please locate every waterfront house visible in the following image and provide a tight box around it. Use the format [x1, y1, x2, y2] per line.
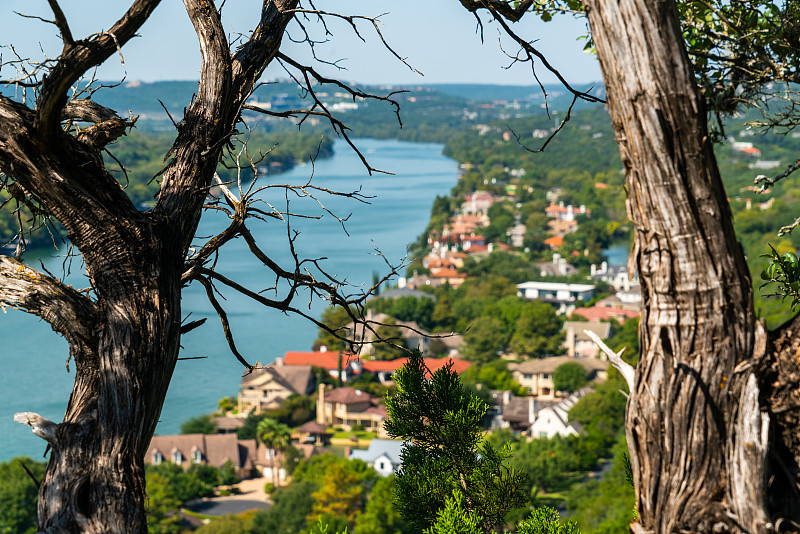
[146, 433, 256, 478]
[238, 358, 315, 414]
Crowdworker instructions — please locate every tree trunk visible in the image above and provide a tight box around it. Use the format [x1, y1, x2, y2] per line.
[582, 1, 799, 531]
[0, 1, 299, 531]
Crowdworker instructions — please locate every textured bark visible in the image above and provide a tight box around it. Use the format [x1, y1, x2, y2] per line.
[582, 1, 800, 532]
[0, 1, 297, 531]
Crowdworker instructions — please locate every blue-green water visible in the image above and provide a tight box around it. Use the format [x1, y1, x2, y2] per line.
[0, 139, 457, 461]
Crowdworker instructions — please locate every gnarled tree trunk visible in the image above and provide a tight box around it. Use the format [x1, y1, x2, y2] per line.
[0, 1, 298, 531]
[583, 1, 800, 532]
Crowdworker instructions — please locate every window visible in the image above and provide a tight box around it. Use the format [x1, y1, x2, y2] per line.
[378, 461, 385, 471]
[192, 450, 203, 464]
[153, 451, 162, 465]
[172, 450, 183, 464]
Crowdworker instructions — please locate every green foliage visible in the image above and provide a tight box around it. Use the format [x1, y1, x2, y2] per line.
[423, 489, 484, 534]
[263, 394, 316, 427]
[309, 462, 372, 530]
[372, 319, 410, 361]
[179, 413, 217, 435]
[462, 315, 510, 362]
[145, 462, 218, 534]
[313, 305, 355, 351]
[760, 245, 800, 310]
[216, 396, 237, 415]
[565, 435, 635, 534]
[0, 457, 45, 534]
[194, 512, 255, 534]
[552, 362, 589, 393]
[385, 351, 528, 532]
[460, 359, 527, 396]
[237, 411, 270, 440]
[352, 475, 414, 534]
[251, 480, 316, 534]
[368, 295, 436, 331]
[517, 506, 581, 534]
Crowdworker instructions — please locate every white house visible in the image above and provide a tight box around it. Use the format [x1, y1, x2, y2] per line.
[348, 439, 406, 477]
[529, 389, 588, 439]
[516, 281, 595, 314]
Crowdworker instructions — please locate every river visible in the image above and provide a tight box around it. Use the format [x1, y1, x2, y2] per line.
[0, 139, 457, 462]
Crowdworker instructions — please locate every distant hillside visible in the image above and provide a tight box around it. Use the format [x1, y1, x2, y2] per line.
[427, 82, 605, 107]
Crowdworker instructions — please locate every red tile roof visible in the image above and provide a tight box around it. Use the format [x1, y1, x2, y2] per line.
[572, 306, 640, 322]
[360, 356, 472, 375]
[544, 235, 563, 248]
[284, 350, 357, 370]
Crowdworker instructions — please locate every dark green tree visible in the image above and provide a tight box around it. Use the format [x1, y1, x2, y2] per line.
[552, 363, 589, 393]
[179, 413, 217, 435]
[384, 351, 528, 532]
[352, 475, 414, 534]
[251, 480, 316, 534]
[0, 458, 45, 534]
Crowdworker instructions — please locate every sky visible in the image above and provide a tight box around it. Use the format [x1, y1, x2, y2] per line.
[0, 0, 601, 87]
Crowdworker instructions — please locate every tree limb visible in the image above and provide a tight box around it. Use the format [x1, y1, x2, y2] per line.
[35, 0, 163, 139]
[584, 329, 634, 393]
[0, 255, 97, 355]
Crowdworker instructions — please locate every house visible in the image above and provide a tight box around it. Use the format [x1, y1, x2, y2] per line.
[488, 390, 550, 432]
[563, 321, 612, 358]
[543, 235, 563, 250]
[214, 416, 245, 434]
[316, 385, 388, 437]
[547, 218, 578, 237]
[509, 356, 608, 399]
[545, 201, 590, 221]
[529, 389, 589, 439]
[238, 358, 316, 414]
[283, 348, 359, 382]
[348, 439, 406, 476]
[146, 433, 257, 478]
[590, 261, 638, 291]
[462, 191, 495, 214]
[294, 420, 330, 446]
[516, 281, 595, 315]
[533, 253, 578, 277]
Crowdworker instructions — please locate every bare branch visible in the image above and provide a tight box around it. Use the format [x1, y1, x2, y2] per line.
[287, 9, 422, 75]
[36, 0, 163, 139]
[0, 255, 97, 353]
[14, 412, 58, 444]
[46, 0, 75, 45]
[197, 276, 256, 370]
[584, 329, 634, 393]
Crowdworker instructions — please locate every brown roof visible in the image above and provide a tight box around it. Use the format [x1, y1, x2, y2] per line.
[324, 387, 374, 404]
[296, 420, 328, 434]
[240, 363, 315, 395]
[509, 356, 609, 375]
[147, 433, 256, 470]
[214, 417, 245, 431]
